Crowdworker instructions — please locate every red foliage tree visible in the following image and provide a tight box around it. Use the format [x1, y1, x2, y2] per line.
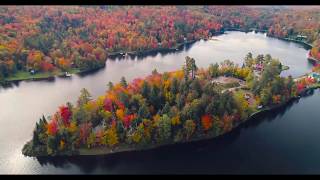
[296, 82, 305, 93]
[47, 120, 58, 136]
[40, 61, 54, 72]
[79, 122, 92, 145]
[123, 114, 136, 128]
[59, 105, 71, 126]
[103, 98, 113, 112]
[201, 114, 213, 131]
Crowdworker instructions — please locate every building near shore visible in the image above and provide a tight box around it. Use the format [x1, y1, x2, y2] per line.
[308, 72, 320, 82]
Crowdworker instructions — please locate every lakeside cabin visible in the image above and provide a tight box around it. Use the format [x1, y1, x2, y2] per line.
[296, 35, 308, 41]
[64, 72, 71, 77]
[253, 63, 264, 71]
[29, 69, 35, 75]
[252, 63, 264, 78]
[308, 72, 320, 82]
[244, 93, 251, 100]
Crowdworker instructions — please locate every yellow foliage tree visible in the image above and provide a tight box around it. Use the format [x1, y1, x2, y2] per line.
[132, 130, 142, 143]
[87, 131, 96, 148]
[100, 110, 112, 122]
[164, 79, 171, 91]
[59, 140, 65, 150]
[84, 101, 98, 113]
[96, 95, 106, 107]
[171, 115, 181, 126]
[116, 109, 124, 120]
[68, 121, 78, 133]
[172, 70, 184, 80]
[165, 91, 174, 103]
[233, 91, 249, 119]
[104, 127, 119, 147]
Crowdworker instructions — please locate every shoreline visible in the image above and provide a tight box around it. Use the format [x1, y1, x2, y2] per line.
[1, 65, 105, 86]
[76, 93, 303, 156]
[228, 28, 319, 62]
[308, 56, 320, 62]
[108, 39, 198, 58]
[225, 27, 315, 50]
[0, 30, 232, 85]
[1, 40, 199, 86]
[3, 29, 318, 86]
[24, 81, 319, 157]
[307, 51, 320, 62]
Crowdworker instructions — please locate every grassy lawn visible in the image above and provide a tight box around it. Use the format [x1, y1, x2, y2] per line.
[4, 68, 82, 82]
[68, 68, 81, 74]
[5, 71, 56, 81]
[309, 83, 320, 89]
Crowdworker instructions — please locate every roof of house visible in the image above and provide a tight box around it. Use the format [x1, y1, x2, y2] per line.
[297, 35, 307, 38]
[254, 63, 264, 70]
[309, 72, 320, 78]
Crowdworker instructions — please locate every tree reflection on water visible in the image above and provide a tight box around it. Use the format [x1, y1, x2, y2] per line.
[35, 92, 308, 174]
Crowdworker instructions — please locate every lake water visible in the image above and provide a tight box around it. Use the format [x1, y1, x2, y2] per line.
[0, 31, 318, 174]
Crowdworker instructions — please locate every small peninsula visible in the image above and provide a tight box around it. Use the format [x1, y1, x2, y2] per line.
[22, 53, 320, 157]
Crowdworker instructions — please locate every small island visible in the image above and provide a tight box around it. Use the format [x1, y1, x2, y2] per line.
[22, 53, 320, 157]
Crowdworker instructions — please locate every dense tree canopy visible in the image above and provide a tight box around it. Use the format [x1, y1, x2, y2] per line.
[23, 54, 305, 156]
[1, 6, 320, 81]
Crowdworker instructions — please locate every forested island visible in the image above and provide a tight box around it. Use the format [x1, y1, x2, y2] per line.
[22, 53, 320, 157]
[1, 6, 320, 84]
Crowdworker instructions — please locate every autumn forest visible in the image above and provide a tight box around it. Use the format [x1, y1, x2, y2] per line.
[23, 52, 320, 156]
[1, 6, 320, 82]
[1, 5, 320, 161]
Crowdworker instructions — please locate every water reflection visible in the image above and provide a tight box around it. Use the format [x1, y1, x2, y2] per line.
[34, 94, 305, 174]
[77, 67, 106, 77]
[109, 41, 196, 61]
[243, 98, 299, 129]
[0, 81, 20, 89]
[308, 59, 319, 66]
[0, 31, 316, 174]
[0, 77, 56, 90]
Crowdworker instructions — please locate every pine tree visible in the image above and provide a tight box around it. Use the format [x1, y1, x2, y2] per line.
[120, 76, 127, 88]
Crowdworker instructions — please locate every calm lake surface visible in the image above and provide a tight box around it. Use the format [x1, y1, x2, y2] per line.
[0, 31, 318, 174]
